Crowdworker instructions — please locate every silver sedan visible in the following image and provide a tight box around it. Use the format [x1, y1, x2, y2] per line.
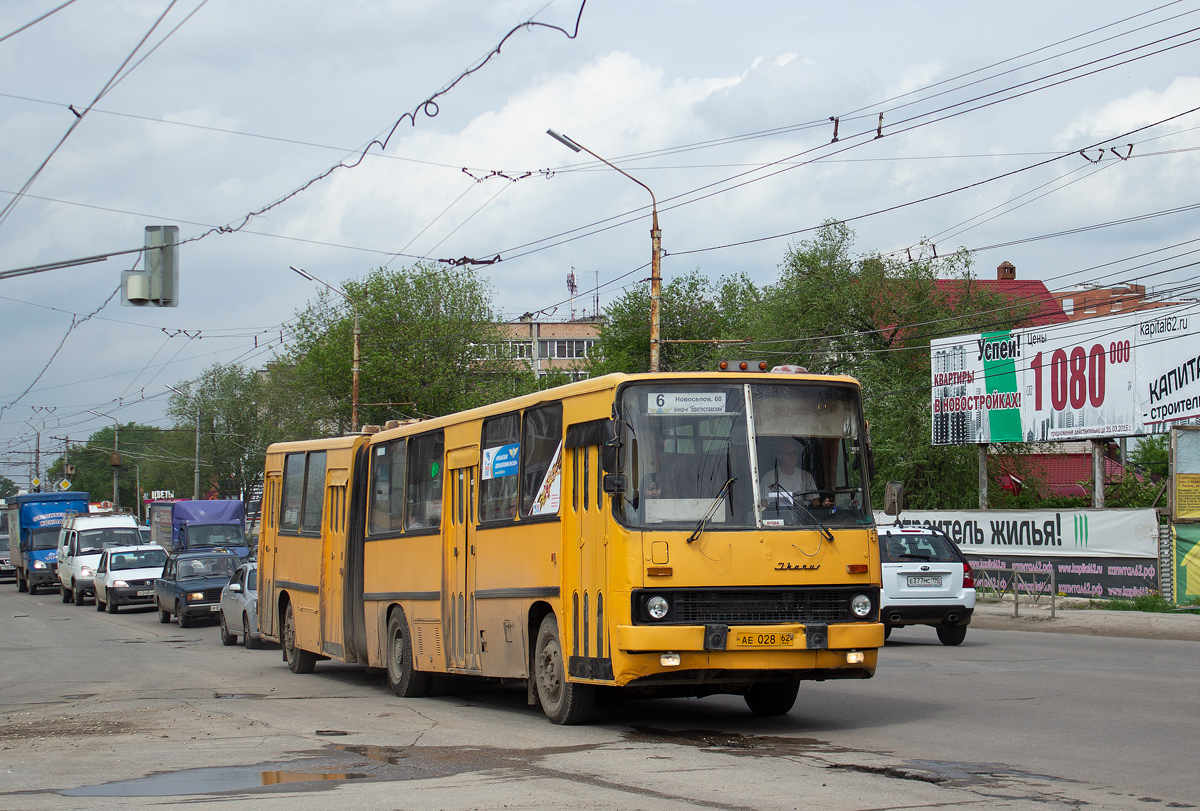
[219, 562, 262, 648]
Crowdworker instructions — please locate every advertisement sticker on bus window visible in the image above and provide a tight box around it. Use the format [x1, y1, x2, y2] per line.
[647, 391, 728, 415]
[482, 443, 520, 480]
[529, 442, 562, 516]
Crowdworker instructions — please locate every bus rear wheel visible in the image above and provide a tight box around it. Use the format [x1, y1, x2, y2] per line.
[534, 615, 594, 725]
[744, 681, 800, 716]
[283, 602, 317, 674]
[386, 610, 431, 697]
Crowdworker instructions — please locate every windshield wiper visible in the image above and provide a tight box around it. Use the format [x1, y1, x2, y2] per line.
[783, 498, 835, 544]
[687, 477, 737, 544]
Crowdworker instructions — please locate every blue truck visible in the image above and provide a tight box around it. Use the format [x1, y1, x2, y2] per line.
[147, 500, 250, 559]
[4, 492, 91, 595]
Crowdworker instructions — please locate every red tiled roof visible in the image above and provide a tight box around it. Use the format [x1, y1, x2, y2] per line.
[934, 279, 1068, 328]
[994, 453, 1141, 497]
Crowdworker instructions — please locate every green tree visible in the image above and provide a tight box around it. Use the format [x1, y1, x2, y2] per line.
[0, 475, 18, 498]
[286, 262, 537, 430]
[754, 222, 1033, 509]
[166, 364, 275, 502]
[594, 221, 1042, 509]
[1129, 435, 1168, 478]
[590, 269, 761, 374]
[44, 424, 185, 510]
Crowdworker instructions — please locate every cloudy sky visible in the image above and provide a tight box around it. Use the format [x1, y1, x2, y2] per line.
[3, 0, 1200, 488]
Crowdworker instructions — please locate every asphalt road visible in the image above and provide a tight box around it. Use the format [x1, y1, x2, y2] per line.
[1, 586, 1196, 811]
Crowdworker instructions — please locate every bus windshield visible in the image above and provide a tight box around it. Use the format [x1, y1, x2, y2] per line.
[616, 381, 871, 530]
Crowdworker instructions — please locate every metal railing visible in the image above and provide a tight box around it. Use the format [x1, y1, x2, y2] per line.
[972, 566, 1057, 618]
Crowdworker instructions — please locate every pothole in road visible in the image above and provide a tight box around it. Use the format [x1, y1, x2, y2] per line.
[624, 726, 856, 756]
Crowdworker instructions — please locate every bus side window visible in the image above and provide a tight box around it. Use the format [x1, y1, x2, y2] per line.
[369, 439, 406, 534]
[480, 413, 520, 522]
[521, 403, 563, 516]
[406, 431, 444, 530]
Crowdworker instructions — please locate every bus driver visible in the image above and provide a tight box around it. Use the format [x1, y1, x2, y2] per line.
[760, 438, 818, 506]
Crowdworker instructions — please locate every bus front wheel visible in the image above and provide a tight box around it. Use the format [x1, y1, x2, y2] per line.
[386, 610, 431, 697]
[744, 681, 800, 716]
[283, 602, 317, 674]
[534, 615, 594, 725]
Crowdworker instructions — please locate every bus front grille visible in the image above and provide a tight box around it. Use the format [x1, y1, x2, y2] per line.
[662, 588, 870, 625]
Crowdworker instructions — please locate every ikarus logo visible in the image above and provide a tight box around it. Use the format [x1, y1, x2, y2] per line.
[1074, 514, 1089, 548]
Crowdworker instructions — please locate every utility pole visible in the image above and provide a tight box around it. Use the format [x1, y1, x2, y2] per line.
[165, 384, 201, 500]
[88, 410, 120, 507]
[193, 407, 201, 500]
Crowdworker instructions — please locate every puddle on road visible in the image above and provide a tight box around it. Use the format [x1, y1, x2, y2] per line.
[61, 766, 369, 797]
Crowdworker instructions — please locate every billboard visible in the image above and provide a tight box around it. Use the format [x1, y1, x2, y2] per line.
[877, 508, 1159, 558]
[880, 508, 1162, 599]
[931, 301, 1200, 445]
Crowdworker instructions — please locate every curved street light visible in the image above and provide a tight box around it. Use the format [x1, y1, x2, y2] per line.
[547, 129, 663, 372]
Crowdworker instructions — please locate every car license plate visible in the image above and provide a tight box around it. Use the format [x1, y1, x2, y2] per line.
[136, 589, 153, 597]
[734, 632, 794, 647]
[208, 605, 221, 612]
[907, 575, 942, 587]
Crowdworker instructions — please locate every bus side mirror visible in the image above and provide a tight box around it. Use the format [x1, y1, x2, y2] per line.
[882, 481, 904, 517]
[602, 473, 628, 495]
[600, 420, 622, 474]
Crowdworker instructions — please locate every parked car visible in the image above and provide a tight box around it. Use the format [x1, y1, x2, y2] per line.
[0, 534, 13, 581]
[878, 525, 975, 645]
[56, 512, 141, 605]
[219, 561, 262, 648]
[154, 549, 240, 628]
[93, 545, 168, 613]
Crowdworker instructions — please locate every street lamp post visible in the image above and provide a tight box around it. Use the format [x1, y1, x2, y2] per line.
[291, 266, 361, 431]
[546, 129, 663, 372]
[87, 410, 119, 508]
[165, 384, 201, 500]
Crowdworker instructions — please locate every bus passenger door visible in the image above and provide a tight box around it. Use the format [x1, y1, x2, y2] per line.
[573, 443, 610, 680]
[260, 473, 281, 639]
[445, 454, 478, 672]
[320, 467, 349, 659]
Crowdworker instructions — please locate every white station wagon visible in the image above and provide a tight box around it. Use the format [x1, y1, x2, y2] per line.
[878, 525, 975, 645]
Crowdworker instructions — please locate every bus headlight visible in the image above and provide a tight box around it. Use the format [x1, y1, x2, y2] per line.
[850, 593, 873, 618]
[646, 595, 670, 621]
[33, 560, 48, 570]
[81, 566, 94, 578]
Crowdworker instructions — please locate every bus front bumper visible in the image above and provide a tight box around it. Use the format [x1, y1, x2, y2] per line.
[616, 622, 883, 654]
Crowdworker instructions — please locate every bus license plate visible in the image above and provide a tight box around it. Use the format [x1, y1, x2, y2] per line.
[735, 632, 794, 647]
[907, 575, 942, 587]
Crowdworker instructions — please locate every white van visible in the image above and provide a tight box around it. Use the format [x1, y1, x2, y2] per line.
[56, 512, 141, 606]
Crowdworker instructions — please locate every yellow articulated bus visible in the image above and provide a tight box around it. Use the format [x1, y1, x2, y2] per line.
[258, 367, 889, 724]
